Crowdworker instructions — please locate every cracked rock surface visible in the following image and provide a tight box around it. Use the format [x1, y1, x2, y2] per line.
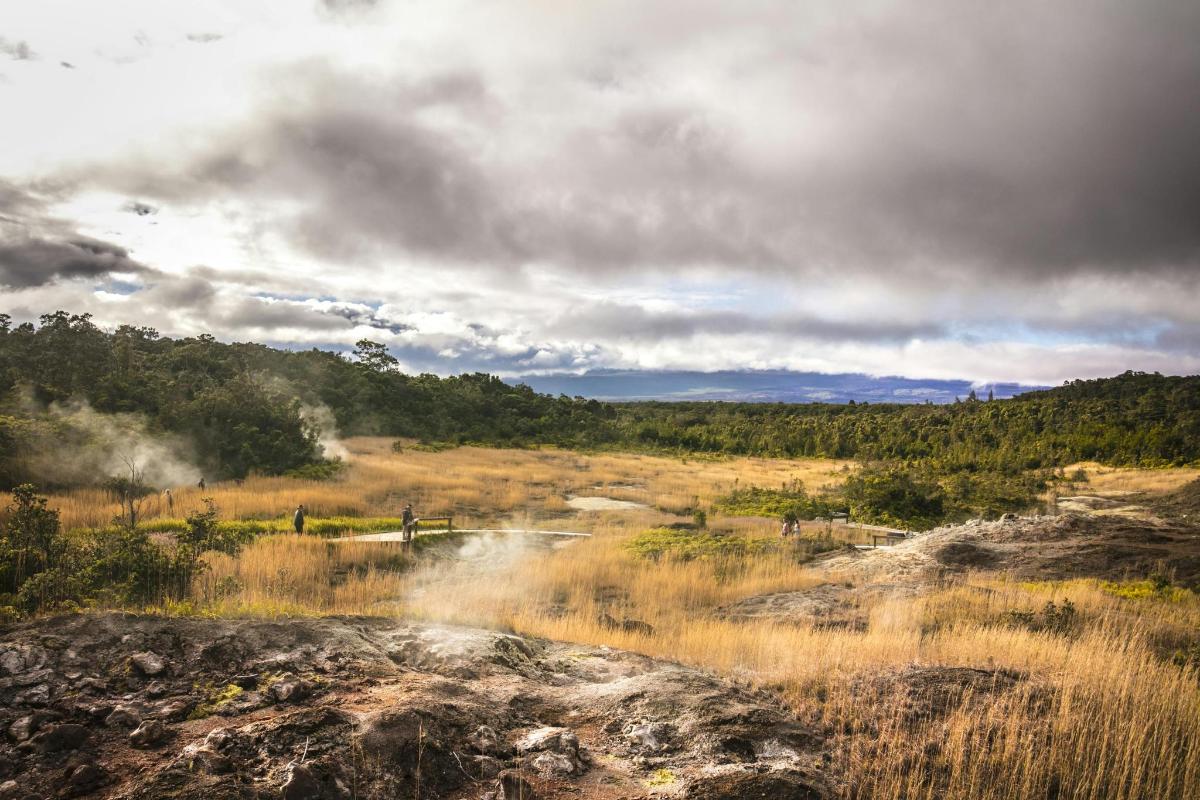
[0, 613, 830, 799]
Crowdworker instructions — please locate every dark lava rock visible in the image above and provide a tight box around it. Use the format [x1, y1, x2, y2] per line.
[105, 704, 142, 727]
[7, 711, 57, 743]
[30, 723, 88, 755]
[130, 719, 168, 748]
[281, 763, 321, 800]
[268, 674, 310, 703]
[129, 652, 166, 677]
[494, 770, 538, 800]
[63, 762, 105, 797]
[684, 770, 826, 799]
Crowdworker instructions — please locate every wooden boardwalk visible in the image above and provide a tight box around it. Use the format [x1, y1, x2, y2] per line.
[332, 528, 592, 543]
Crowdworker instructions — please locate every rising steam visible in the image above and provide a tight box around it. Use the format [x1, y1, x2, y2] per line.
[15, 392, 201, 489]
[301, 403, 350, 461]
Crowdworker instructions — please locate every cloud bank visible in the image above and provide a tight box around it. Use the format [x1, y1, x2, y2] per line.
[1, 0, 1199, 384]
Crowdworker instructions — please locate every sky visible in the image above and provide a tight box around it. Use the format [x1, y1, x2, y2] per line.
[1, 0, 1199, 387]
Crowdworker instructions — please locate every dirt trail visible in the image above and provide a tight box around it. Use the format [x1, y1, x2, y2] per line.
[0, 613, 831, 800]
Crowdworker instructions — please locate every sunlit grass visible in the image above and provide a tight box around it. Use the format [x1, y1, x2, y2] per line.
[38, 440, 1200, 799]
[45, 437, 854, 530]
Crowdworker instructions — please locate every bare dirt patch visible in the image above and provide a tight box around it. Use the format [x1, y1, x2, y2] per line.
[566, 496, 650, 512]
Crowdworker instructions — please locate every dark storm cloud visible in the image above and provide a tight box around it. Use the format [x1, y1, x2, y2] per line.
[547, 302, 942, 344]
[1156, 323, 1200, 353]
[87, 0, 1200, 285]
[122, 200, 157, 216]
[0, 235, 148, 288]
[321, 304, 412, 334]
[221, 298, 352, 332]
[111, 66, 506, 263]
[0, 181, 150, 289]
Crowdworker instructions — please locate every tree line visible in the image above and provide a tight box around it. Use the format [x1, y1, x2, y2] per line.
[2, 311, 1197, 493]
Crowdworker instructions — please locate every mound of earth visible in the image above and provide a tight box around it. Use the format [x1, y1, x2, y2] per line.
[0, 613, 830, 799]
[815, 514, 1200, 589]
[1147, 478, 1200, 524]
[714, 583, 918, 630]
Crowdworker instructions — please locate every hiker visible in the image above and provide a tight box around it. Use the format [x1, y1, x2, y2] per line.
[164, 489, 174, 514]
[294, 504, 306, 534]
[198, 477, 206, 491]
[781, 517, 793, 538]
[401, 503, 416, 546]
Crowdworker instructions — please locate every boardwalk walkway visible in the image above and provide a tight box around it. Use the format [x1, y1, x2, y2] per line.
[332, 528, 592, 543]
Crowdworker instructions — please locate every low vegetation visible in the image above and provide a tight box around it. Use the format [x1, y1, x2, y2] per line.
[2, 314, 1200, 798]
[156, 505, 1200, 800]
[3, 312, 1199, 530]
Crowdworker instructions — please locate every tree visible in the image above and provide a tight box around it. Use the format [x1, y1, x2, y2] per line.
[109, 452, 151, 530]
[353, 340, 399, 373]
[1, 484, 64, 585]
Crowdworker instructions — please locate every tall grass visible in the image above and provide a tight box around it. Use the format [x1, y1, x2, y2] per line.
[187, 505, 1200, 799]
[46, 438, 853, 530]
[42, 440, 1200, 798]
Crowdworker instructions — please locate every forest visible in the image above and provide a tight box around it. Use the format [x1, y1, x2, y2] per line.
[1, 311, 1198, 518]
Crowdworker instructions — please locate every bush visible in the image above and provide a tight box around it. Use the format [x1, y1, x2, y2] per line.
[283, 460, 345, 481]
[843, 466, 946, 531]
[715, 485, 841, 521]
[1, 486, 257, 616]
[1005, 600, 1079, 635]
[627, 528, 780, 561]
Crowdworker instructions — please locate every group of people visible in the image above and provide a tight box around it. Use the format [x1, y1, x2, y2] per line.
[291, 502, 417, 546]
[162, 475, 422, 545]
[780, 517, 799, 537]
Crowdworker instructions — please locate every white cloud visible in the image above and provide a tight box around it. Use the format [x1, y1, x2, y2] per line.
[1, 0, 1198, 384]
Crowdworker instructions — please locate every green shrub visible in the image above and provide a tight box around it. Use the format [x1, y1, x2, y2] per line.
[282, 460, 345, 481]
[626, 528, 780, 561]
[844, 466, 946, 531]
[1005, 600, 1080, 635]
[715, 485, 841, 521]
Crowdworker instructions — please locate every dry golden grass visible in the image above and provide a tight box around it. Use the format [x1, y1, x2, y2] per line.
[193, 535, 411, 616]
[47, 441, 1200, 798]
[1066, 461, 1200, 496]
[191, 502, 1200, 799]
[46, 437, 852, 530]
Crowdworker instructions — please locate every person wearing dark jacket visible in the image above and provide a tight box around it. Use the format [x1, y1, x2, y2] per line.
[294, 504, 306, 534]
[401, 503, 415, 546]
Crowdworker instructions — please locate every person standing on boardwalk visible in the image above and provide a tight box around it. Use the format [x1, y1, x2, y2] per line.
[401, 503, 416, 547]
[294, 504, 306, 534]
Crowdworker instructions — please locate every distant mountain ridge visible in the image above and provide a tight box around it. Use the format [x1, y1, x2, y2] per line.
[511, 369, 1045, 404]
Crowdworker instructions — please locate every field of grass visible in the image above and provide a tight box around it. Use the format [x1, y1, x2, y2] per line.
[190, 507, 1200, 799]
[36, 440, 1200, 799]
[1066, 461, 1200, 495]
[46, 436, 853, 531]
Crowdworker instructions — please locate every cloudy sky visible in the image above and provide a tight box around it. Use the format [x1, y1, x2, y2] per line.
[2, 0, 1199, 385]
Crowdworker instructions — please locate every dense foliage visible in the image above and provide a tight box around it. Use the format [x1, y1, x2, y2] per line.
[0, 311, 615, 484]
[615, 371, 1200, 468]
[1, 312, 1197, 515]
[714, 483, 841, 522]
[0, 485, 244, 617]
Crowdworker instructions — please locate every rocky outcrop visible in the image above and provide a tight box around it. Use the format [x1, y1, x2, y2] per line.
[0, 613, 831, 799]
